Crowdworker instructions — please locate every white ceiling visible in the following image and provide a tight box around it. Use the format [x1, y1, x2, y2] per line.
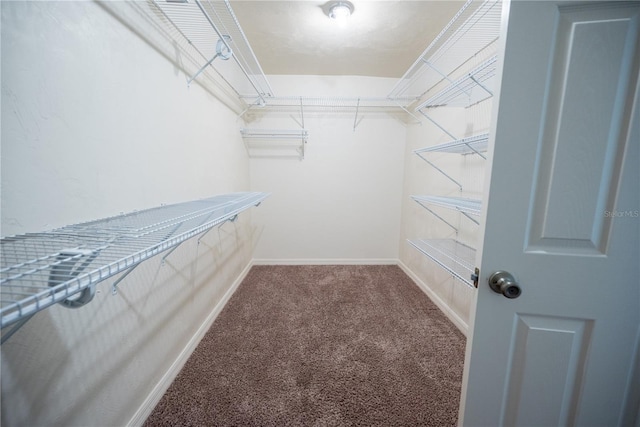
[229, 1, 466, 78]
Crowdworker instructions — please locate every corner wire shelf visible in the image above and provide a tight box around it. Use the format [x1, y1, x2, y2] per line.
[407, 239, 476, 288]
[151, 0, 273, 99]
[0, 192, 269, 335]
[411, 195, 482, 229]
[240, 129, 309, 160]
[415, 55, 497, 110]
[239, 96, 421, 129]
[388, 0, 502, 100]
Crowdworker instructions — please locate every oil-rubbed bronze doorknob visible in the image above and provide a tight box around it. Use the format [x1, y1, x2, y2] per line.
[488, 271, 521, 299]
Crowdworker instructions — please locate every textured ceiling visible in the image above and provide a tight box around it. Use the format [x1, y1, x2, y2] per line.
[230, 1, 466, 78]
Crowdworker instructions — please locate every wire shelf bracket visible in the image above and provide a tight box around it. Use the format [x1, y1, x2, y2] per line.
[415, 152, 463, 190]
[187, 35, 233, 85]
[0, 192, 269, 333]
[412, 198, 459, 233]
[417, 110, 458, 141]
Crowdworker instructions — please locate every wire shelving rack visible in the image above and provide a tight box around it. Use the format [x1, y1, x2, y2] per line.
[388, 0, 502, 101]
[151, 0, 273, 99]
[0, 192, 268, 331]
[240, 129, 309, 160]
[407, 239, 476, 288]
[415, 55, 498, 110]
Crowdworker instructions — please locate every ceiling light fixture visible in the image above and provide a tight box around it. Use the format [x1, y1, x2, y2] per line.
[328, 1, 354, 21]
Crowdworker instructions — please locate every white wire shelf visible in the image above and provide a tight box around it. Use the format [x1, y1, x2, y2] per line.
[240, 96, 422, 130]
[415, 55, 497, 109]
[0, 192, 268, 329]
[240, 129, 308, 160]
[246, 96, 417, 110]
[152, 0, 273, 98]
[388, 0, 502, 100]
[411, 195, 482, 217]
[411, 195, 482, 229]
[407, 238, 476, 288]
[415, 133, 489, 156]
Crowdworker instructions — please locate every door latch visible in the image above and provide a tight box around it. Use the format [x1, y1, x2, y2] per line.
[471, 267, 480, 288]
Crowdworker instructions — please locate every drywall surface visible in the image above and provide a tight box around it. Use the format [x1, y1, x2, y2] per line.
[399, 102, 492, 333]
[249, 75, 406, 263]
[1, 2, 253, 426]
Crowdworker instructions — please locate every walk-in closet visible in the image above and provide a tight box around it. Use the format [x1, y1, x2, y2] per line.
[2, 0, 639, 426]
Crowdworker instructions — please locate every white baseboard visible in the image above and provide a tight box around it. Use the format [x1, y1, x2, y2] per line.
[252, 258, 398, 265]
[127, 260, 254, 427]
[398, 260, 468, 336]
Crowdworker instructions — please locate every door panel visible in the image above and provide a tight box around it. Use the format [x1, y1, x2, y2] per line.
[461, 1, 640, 426]
[527, 4, 638, 255]
[503, 315, 593, 426]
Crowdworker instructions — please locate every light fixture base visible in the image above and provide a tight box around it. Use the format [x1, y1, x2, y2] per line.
[324, 1, 354, 20]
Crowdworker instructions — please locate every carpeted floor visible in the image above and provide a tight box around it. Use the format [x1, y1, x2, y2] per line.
[144, 265, 466, 426]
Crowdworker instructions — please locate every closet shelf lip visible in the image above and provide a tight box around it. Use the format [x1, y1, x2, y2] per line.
[407, 238, 476, 288]
[0, 192, 269, 329]
[411, 195, 482, 217]
[414, 133, 489, 155]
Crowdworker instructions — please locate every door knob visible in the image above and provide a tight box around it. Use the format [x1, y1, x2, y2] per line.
[488, 271, 522, 299]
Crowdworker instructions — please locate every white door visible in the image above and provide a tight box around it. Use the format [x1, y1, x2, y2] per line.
[460, 1, 640, 426]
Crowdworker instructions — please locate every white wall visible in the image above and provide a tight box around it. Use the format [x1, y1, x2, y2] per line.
[249, 75, 406, 263]
[1, 2, 254, 426]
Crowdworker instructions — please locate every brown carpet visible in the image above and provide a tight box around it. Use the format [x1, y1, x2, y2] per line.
[144, 265, 466, 426]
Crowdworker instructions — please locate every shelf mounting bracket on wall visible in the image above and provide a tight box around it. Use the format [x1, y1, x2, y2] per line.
[469, 75, 493, 97]
[412, 197, 459, 233]
[415, 152, 463, 190]
[187, 36, 233, 85]
[422, 60, 473, 98]
[197, 214, 237, 246]
[288, 97, 306, 129]
[111, 264, 138, 296]
[417, 110, 457, 140]
[393, 100, 423, 125]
